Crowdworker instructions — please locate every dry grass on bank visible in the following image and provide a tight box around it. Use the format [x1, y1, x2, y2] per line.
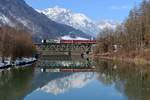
[95, 49, 150, 65]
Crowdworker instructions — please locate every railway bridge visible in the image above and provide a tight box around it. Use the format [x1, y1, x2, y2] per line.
[35, 40, 96, 55]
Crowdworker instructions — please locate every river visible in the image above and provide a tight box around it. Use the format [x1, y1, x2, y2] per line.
[0, 55, 149, 100]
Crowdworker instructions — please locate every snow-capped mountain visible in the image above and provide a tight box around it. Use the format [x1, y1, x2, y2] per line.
[38, 6, 118, 36]
[38, 6, 98, 36]
[0, 0, 91, 42]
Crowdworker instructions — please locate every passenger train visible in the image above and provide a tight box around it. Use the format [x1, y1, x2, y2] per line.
[41, 39, 96, 44]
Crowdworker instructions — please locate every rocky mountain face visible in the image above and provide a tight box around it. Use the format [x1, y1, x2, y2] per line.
[38, 6, 119, 37]
[0, 0, 91, 42]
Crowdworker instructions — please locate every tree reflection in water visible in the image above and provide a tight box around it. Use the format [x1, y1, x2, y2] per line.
[95, 57, 150, 100]
[0, 66, 35, 100]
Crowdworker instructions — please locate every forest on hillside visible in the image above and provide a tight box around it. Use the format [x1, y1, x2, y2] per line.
[96, 0, 150, 60]
[0, 26, 36, 62]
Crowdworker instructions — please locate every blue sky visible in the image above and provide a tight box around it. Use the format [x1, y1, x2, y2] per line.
[25, 0, 142, 22]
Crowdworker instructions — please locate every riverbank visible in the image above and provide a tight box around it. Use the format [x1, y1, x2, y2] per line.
[0, 57, 37, 69]
[94, 49, 150, 65]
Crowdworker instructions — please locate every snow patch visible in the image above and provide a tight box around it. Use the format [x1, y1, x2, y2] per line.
[0, 13, 13, 26]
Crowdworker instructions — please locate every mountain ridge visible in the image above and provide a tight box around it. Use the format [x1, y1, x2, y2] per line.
[38, 6, 119, 36]
[0, 0, 91, 42]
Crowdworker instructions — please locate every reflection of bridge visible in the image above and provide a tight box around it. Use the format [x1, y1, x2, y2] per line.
[36, 55, 95, 69]
[37, 60, 93, 68]
[35, 40, 96, 55]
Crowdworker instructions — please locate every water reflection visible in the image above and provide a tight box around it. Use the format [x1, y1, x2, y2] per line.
[0, 56, 150, 100]
[0, 66, 96, 100]
[0, 66, 35, 100]
[37, 55, 94, 69]
[95, 58, 150, 100]
[38, 72, 95, 95]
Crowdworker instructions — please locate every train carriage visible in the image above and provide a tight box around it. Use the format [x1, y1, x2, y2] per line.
[60, 40, 96, 44]
[41, 39, 96, 44]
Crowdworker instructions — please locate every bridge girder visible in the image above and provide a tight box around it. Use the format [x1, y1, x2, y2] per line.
[35, 43, 94, 52]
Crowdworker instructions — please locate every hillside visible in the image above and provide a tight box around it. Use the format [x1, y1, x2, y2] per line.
[0, 0, 91, 42]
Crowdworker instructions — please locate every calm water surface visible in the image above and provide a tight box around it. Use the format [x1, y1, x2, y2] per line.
[0, 56, 150, 100]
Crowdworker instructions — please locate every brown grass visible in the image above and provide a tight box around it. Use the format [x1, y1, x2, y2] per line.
[95, 49, 150, 65]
